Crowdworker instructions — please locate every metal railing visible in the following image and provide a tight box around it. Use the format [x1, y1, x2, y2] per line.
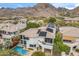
[38, 40, 53, 46]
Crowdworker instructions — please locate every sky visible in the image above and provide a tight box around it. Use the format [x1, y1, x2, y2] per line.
[0, 3, 79, 9]
[53, 3, 79, 9]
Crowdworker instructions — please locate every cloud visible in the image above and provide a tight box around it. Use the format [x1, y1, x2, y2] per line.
[52, 3, 79, 10]
[16, 4, 23, 7]
[0, 7, 1, 8]
[65, 7, 75, 10]
[75, 3, 79, 7]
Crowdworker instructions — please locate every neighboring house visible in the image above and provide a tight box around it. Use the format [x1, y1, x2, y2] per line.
[0, 17, 27, 47]
[0, 19, 27, 38]
[19, 23, 57, 55]
[64, 17, 79, 23]
[60, 26, 79, 42]
[60, 26, 79, 54]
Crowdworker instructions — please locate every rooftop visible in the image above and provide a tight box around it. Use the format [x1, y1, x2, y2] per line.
[63, 36, 76, 41]
[0, 18, 27, 32]
[20, 25, 56, 38]
[39, 27, 55, 38]
[60, 26, 79, 38]
[0, 23, 18, 32]
[20, 28, 38, 38]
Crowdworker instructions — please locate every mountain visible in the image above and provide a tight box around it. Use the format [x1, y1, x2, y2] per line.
[0, 3, 79, 17]
[14, 3, 59, 17]
[0, 3, 59, 17]
[70, 7, 79, 16]
[33, 3, 59, 17]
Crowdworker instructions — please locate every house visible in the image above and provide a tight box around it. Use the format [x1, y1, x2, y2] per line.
[19, 23, 57, 55]
[60, 26, 79, 43]
[0, 18, 27, 38]
[60, 26, 79, 54]
[0, 17, 27, 47]
[64, 17, 79, 23]
[60, 27, 79, 39]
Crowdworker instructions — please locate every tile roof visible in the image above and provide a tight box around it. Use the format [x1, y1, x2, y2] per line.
[60, 26, 79, 38]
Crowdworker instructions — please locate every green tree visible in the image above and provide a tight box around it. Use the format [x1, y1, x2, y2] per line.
[53, 32, 63, 55]
[53, 32, 70, 56]
[31, 51, 45, 56]
[27, 22, 40, 29]
[55, 19, 66, 26]
[48, 17, 56, 23]
[54, 32, 63, 44]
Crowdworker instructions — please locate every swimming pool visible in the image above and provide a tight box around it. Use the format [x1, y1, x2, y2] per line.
[13, 46, 28, 55]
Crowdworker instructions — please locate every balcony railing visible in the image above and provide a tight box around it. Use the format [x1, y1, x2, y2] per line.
[38, 40, 52, 46]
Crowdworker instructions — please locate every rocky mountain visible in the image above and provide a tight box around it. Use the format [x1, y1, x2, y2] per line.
[0, 3, 79, 17]
[33, 3, 59, 17]
[70, 6, 79, 16]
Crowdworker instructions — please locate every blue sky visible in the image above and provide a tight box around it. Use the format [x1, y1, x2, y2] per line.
[0, 3, 36, 8]
[0, 3, 79, 9]
[52, 3, 79, 9]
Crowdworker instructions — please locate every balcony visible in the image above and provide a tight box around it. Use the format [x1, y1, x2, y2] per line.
[38, 40, 53, 49]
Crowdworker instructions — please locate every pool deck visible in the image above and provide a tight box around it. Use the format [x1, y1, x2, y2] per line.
[24, 48, 52, 56]
[23, 48, 35, 56]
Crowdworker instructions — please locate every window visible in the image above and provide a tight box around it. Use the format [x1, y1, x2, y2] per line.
[24, 37, 29, 40]
[30, 44, 36, 47]
[46, 28, 53, 33]
[39, 31, 47, 37]
[30, 44, 33, 47]
[20, 35, 23, 39]
[63, 40, 71, 42]
[45, 38, 52, 43]
[13, 32, 16, 34]
[0, 34, 2, 38]
[21, 40, 23, 44]
[24, 41, 26, 44]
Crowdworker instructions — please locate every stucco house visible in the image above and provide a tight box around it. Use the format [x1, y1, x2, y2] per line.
[60, 26, 79, 55]
[0, 17, 27, 48]
[18, 23, 57, 55]
[64, 17, 79, 23]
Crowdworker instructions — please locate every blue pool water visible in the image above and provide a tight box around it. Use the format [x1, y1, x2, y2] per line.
[14, 46, 28, 55]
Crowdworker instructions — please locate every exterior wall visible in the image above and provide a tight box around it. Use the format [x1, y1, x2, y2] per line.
[20, 37, 53, 50]
[20, 37, 44, 50]
[26, 38, 39, 49]
[38, 39, 53, 49]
